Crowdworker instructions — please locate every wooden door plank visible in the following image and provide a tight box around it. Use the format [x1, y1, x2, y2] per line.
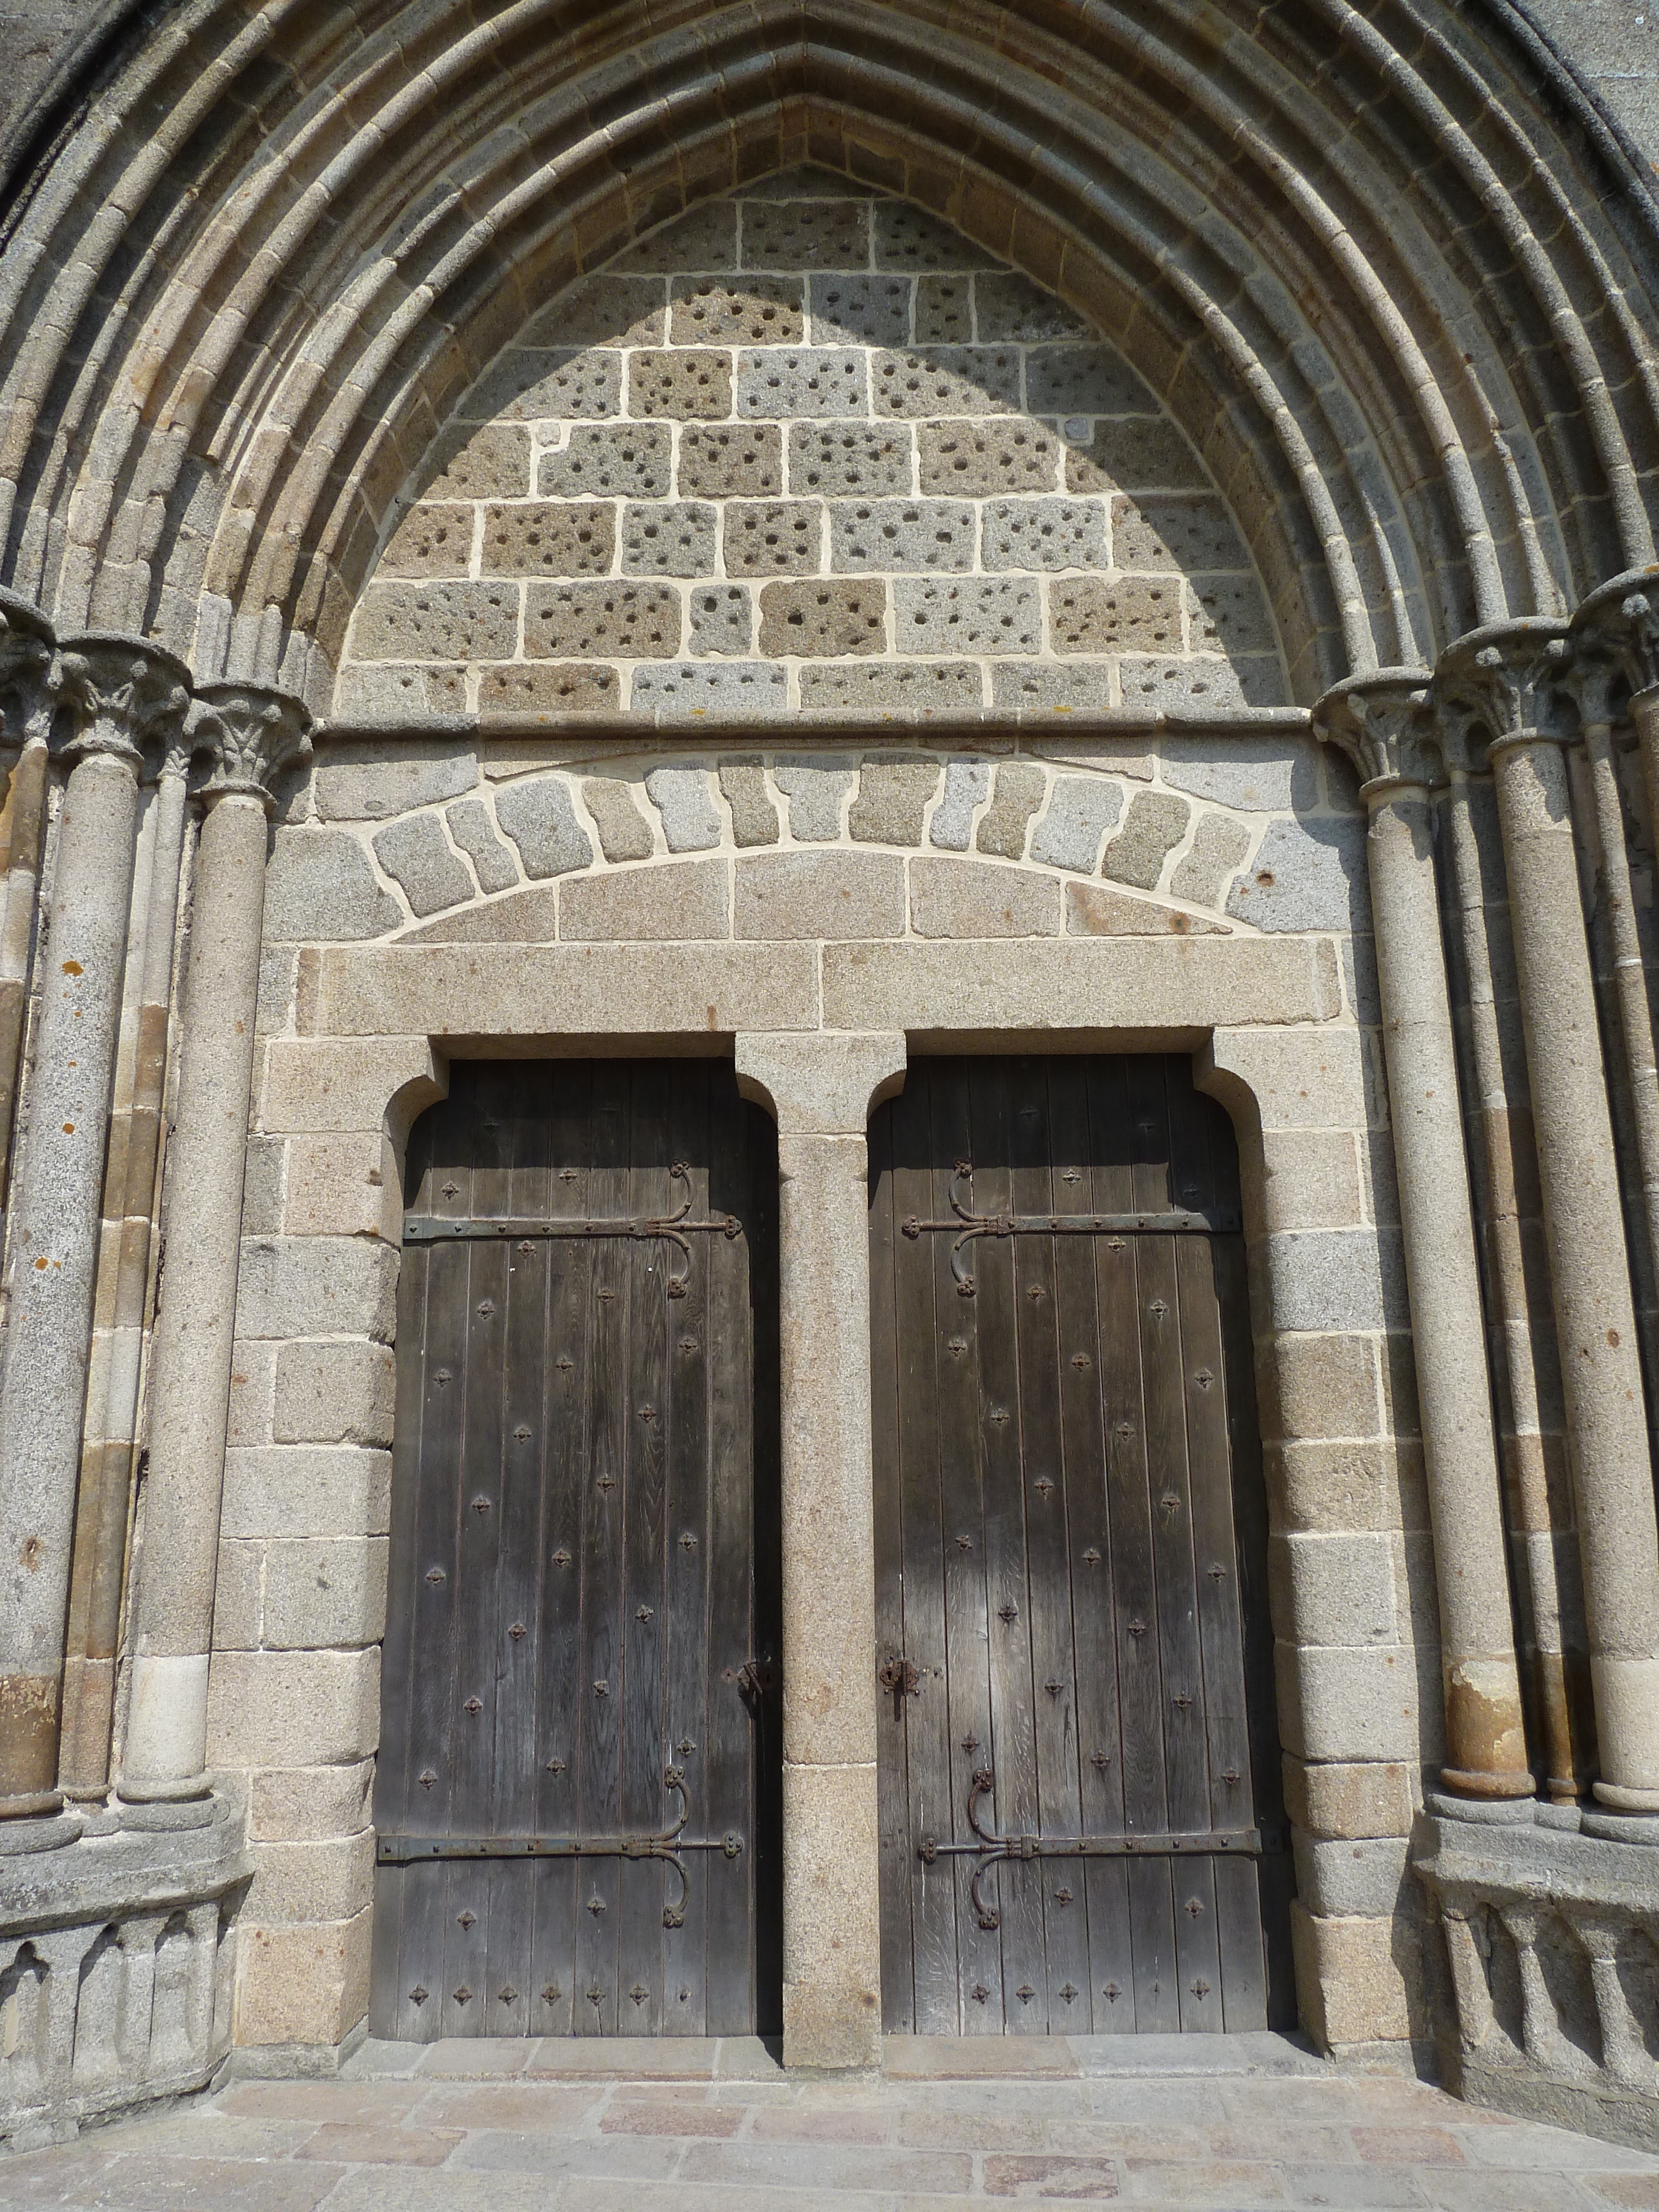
[575, 1063, 630, 2034]
[868, 1083, 916, 2033]
[483, 1065, 548, 2037]
[1166, 1070, 1265, 2030]
[891, 1066, 958, 2031]
[1045, 1058, 1134, 2035]
[663, 1064, 713, 2035]
[705, 1067, 758, 2034]
[745, 1089, 784, 2040]
[371, 1220, 430, 2038]
[618, 1065, 671, 2036]
[1083, 1059, 1174, 2032]
[968, 1061, 1048, 2034]
[925, 1065, 1004, 2034]
[441, 1072, 510, 2039]
[1128, 1061, 1220, 2034]
[1007, 1060, 1092, 2032]
[406, 1081, 475, 2039]
[529, 1062, 591, 2042]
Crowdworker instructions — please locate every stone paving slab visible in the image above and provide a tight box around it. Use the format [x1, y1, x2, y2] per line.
[2, 2038, 1657, 2208]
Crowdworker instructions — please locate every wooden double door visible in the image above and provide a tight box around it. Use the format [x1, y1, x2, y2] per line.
[372, 1060, 781, 2039]
[870, 1056, 1292, 2034]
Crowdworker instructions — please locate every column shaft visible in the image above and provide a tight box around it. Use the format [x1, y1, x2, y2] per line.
[1490, 735, 1659, 1807]
[59, 767, 190, 1793]
[1439, 772, 1588, 1799]
[122, 791, 269, 1797]
[0, 749, 142, 1811]
[1367, 786, 1531, 1793]
[0, 737, 49, 1200]
[1577, 721, 1659, 1336]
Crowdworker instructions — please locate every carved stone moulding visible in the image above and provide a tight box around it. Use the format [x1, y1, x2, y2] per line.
[0, 1804, 248, 2148]
[1415, 1806, 1659, 2154]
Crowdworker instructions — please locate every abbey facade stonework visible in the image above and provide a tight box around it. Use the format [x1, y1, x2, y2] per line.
[2, 0, 1659, 2157]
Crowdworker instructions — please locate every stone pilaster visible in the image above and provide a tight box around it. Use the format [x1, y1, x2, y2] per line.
[122, 683, 311, 1803]
[0, 634, 191, 1815]
[1314, 670, 1531, 1798]
[734, 1031, 906, 2070]
[1436, 618, 1659, 1813]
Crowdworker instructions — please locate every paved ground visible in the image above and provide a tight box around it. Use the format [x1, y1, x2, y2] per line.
[2, 2034, 1657, 2208]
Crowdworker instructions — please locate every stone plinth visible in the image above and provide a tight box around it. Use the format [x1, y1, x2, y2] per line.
[1414, 1802, 1659, 2152]
[0, 1802, 248, 2147]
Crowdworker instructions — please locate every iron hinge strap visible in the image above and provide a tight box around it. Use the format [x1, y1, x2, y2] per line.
[375, 1833, 746, 1862]
[898, 1166, 1240, 1296]
[375, 1770, 740, 1927]
[404, 1165, 740, 1297]
[918, 1766, 1283, 1929]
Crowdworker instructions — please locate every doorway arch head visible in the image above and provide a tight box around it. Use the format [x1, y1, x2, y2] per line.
[2, 1, 1657, 711]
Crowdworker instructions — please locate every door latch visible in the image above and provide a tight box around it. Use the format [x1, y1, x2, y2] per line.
[878, 1655, 920, 1697]
[735, 1660, 774, 1700]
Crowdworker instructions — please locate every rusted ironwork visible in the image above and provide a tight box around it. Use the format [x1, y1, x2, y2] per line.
[404, 1161, 742, 1297]
[899, 1162, 1240, 1296]
[377, 1766, 744, 1929]
[917, 1767, 1279, 1932]
[878, 1655, 921, 1699]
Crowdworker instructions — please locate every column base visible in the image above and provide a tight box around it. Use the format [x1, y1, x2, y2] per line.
[782, 1980, 882, 2071]
[0, 1808, 84, 1855]
[1437, 1764, 1537, 1801]
[1592, 1777, 1659, 1814]
[114, 1791, 217, 1831]
[0, 1790, 63, 1822]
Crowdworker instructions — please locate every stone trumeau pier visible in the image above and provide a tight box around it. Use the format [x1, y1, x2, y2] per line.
[1, 0, 1659, 2167]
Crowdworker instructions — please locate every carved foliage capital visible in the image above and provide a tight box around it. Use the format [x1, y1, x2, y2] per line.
[189, 681, 312, 811]
[1572, 565, 1659, 700]
[1311, 669, 1437, 791]
[0, 588, 57, 750]
[1433, 618, 1574, 758]
[52, 633, 192, 770]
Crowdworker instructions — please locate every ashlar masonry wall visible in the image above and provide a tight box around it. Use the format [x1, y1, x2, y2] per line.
[202, 724, 1444, 2056]
[335, 168, 1292, 726]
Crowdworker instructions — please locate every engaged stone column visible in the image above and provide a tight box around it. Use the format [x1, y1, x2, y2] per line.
[1438, 619, 1659, 1813]
[1315, 672, 1531, 1798]
[1564, 611, 1659, 1316]
[0, 590, 56, 1204]
[0, 635, 191, 1816]
[1574, 570, 1659, 841]
[735, 1031, 906, 2070]
[122, 683, 311, 1804]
